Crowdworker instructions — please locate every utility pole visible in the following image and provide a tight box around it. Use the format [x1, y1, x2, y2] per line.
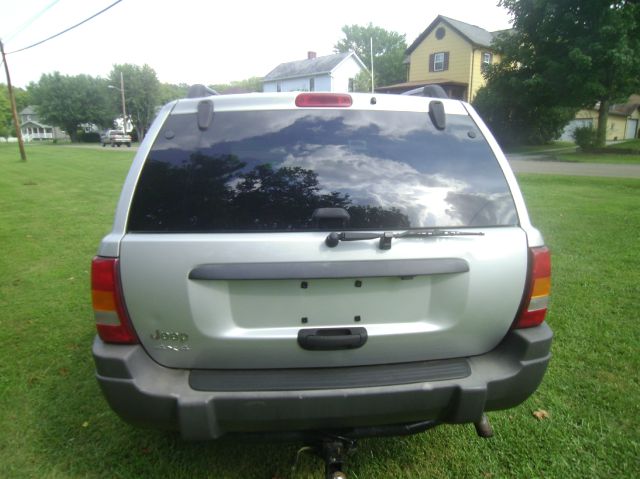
[109, 71, 127, 133]
[370, 37, 375, 93]
[119, 71, 127, 133]
[0, 39, 27, 162]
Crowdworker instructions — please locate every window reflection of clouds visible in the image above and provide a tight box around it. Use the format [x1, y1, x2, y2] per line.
[143, 109, 517, 230]
[282, 145, 471, 226]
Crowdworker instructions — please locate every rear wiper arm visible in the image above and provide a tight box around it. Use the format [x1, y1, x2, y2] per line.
[325, 230, 484, 250]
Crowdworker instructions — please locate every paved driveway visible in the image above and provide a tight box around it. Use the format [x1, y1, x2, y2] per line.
[506, 154, 640, 178]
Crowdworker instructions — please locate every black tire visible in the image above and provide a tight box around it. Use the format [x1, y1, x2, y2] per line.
[126, 143, 131, 148]
[117, 144, 121, 147]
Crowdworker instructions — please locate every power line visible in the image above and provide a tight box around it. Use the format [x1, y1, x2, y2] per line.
[6, 0, 123, 55]
[4, 0, 62, 43]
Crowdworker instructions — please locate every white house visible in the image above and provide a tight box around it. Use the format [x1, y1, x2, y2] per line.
[263, 51, 366, 93]
[19, 106, 67, 141]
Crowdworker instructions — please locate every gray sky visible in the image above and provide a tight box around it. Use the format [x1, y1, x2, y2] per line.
[0, 0, 512, 88]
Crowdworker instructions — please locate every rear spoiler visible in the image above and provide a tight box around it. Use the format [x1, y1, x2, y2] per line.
[402, 84, 448, 99]
[186, 84, 220, 98]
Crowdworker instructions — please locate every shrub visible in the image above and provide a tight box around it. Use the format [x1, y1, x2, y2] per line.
[473, 82, 576, 147]
[79, 131, 101, 143]
[573, 126, 597, 151]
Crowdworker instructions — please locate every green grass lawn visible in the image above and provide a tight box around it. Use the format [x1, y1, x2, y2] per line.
[502, 141, 575, 154]
[608, 138, 640, 150]
[1, 144, 639, 478]
[504, 138, 640, 164]
[553, 152, 640, 164]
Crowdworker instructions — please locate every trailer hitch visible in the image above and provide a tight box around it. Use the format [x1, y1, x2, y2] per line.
[319, 435, 357, 479]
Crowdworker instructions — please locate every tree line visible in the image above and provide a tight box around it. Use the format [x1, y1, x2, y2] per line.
[0, 23, 409, 142]
[5, 1, 638, 148]
[1, 23, 409, 142]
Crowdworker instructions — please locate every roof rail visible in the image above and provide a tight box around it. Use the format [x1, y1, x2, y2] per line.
[186, 84, 220, 98]
[402, 84, 449, 99]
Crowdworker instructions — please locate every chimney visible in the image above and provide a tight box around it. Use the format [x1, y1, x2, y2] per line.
[307, 51, 316, 60]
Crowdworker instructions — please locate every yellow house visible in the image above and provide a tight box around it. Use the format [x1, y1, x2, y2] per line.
[561, 96, 640, 141]
[377, 15, 506, 101]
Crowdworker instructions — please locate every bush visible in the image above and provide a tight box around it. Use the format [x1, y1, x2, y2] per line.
[78, 131, 101, 143]
[572, 126, 597, 150]
[472, 81, 576, 147]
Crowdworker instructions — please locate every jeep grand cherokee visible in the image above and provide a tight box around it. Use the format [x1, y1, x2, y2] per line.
[91, 91, 552, 444]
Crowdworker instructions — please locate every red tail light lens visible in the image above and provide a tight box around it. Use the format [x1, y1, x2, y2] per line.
[295, 93, 352, 107]
[514, 246, 551, 329]
[91, 257, 138, 344]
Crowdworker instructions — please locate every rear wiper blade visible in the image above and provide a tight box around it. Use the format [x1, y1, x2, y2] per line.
[395, 229, 484, 238]
[325, 230, 484, 250]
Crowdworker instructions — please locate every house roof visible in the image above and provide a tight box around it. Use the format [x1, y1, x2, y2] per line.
[610, 101, 640, 116]
[20, 105, 37, 115]
[264, 52, 365, 82]
[21, 120, 49, 128]
[406, 15, 508, 55]
[590, 96, 640, 116]
[376, 79, 468, 92]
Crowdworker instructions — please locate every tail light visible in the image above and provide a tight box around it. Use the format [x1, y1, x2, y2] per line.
[514, 246, 551, 329]
[91, 257, 138, 344]
[295, 93, 352, 107]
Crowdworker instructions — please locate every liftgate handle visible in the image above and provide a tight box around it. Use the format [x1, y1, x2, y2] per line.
[297, 327, 368, 351]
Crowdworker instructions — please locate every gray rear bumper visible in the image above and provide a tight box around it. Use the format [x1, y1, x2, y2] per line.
[93, 323, 552, 440]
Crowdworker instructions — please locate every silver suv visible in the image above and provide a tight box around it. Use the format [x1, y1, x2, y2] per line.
[91, 91, 552, 456]
[100, 129, 132, 147]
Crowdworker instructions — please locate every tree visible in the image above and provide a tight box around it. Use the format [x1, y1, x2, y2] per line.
[158, 82, 190, 105]
[351, 70, 374, 93]
[0, 91, 10, 139]
[334, 23, 407, 88]
[210, 76, 263, 94]
[495, 0, 640, 146]
[473, 43, 578, 146]
[1, 84, 31, 140]
[108, 64, 160, 141]
[28, 73, 113, 141]
[473, 70, 576, 146]
[12, 85, 30, 112]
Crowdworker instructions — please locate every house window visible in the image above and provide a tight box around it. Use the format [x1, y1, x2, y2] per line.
[309, 77, 315, 92]
[481, 52, 493, 74]
[348, 78, 355, 92]
[277, 82, 282, 92]
[429, 52, 449, 72]
[434, 52, 445, 71]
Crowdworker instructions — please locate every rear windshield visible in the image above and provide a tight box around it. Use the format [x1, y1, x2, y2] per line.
[128, 108, 517, 232]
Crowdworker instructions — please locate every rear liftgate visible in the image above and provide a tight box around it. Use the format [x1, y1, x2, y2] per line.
[294, 208, 493, 479]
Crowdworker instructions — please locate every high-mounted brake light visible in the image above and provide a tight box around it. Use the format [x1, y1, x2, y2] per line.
[91, 257, 138, 344]
[295, 93, 352, 108]
[514, 246, 551, 329]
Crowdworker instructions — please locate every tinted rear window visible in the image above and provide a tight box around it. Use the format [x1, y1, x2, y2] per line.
[128, 109, 517, 232]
